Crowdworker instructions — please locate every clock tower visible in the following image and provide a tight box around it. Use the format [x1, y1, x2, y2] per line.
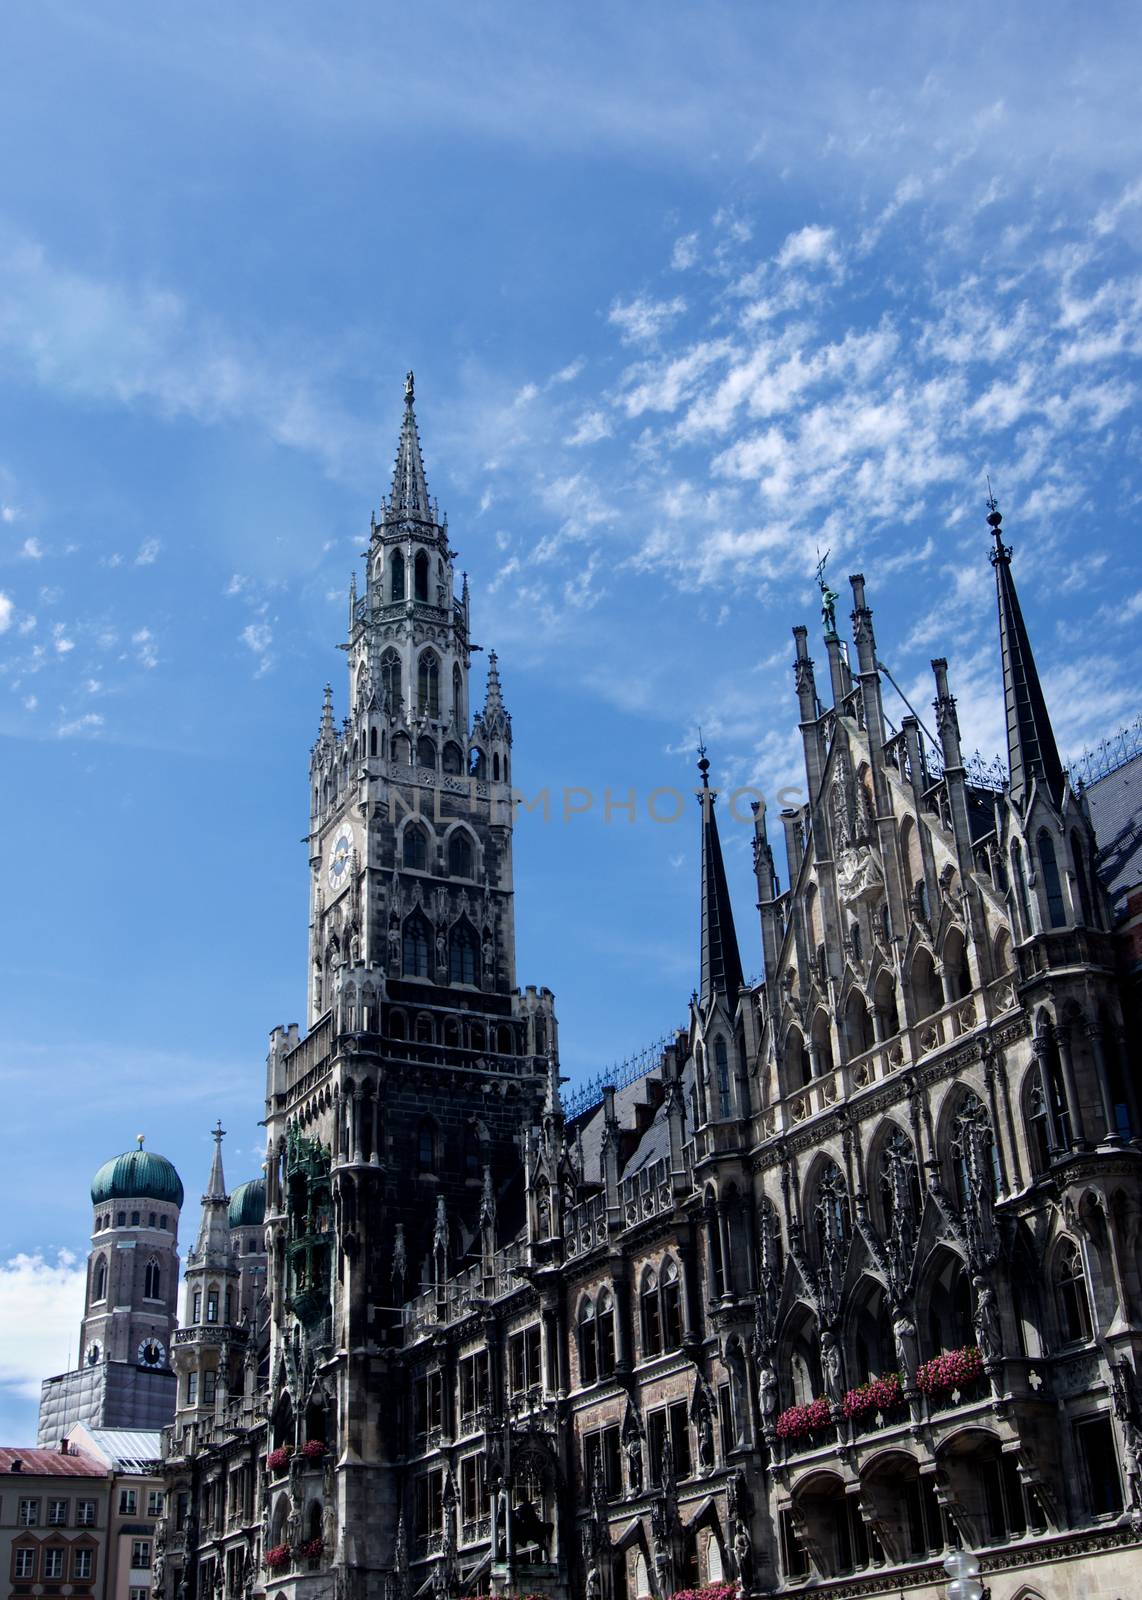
[258, 376, 557, 1586]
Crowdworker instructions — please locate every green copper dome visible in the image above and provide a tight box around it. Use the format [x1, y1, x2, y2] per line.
[228, 1178, 266, 1229]
[91, 1147, 184, 1209]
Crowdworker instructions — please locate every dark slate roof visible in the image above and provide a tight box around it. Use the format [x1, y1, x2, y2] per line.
[699, 787, 744, 1006]
[1085, 750, 1142, 918]
[990, 510, 1065, 811]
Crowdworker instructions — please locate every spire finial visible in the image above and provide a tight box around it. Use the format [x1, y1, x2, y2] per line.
[697, 728, 710, 788]
[986, 476, 1010, 564]
[815, 545, 839, 639]
[405, 369, 414, 404]
[136, 1133, 145, 1149]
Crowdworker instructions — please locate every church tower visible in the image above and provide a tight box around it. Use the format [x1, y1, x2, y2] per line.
[260, 376, 557, 1597]
[38, 1138, 183, 1442]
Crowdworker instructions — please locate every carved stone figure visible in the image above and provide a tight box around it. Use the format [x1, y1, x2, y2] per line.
[972, 1273, 1003, 1362]
[893, 1312, 918, 1388]
[821, 1329, 844, 1406]
[733, 1521, 753, 1590]
[626, 1431, 643, 1494]
[758, 1361, 778, 1422]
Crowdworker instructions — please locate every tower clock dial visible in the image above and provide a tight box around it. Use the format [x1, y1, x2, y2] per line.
[138, 1337, 166, 1368]
[327, 827, 353, 891]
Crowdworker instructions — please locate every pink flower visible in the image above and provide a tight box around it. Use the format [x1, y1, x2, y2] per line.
[841, 1372, 903, 1419]
[915, 1345, 983, 1395]
[775, 1396, 832, 1439]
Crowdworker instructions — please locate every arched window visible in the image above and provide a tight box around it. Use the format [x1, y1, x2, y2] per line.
[369, 726, 378, 758]
[493, 752, 500, 782]
[910, 948, 941, 1021]
[714, 1036, 732, 1118]
[661, 1258, 682, 1348]
[418, 1119, 436, 1171]
[414, 549, 429, 602]
[403, 912, 431, 979]
[705, 1188, 725, 1299]
[144, 1259, 161, 1299]
[417, 735, 437, 770]
[1071, 833, 1094, 925]
[448, 831, 474, 877]
[785, 1025, 811, 1091]
[463, 1125, 481, 1177]
[813, 1162, 850, 1261]
[596, 1290, 616, 1378]
[415, 1013, 434, 1043]
[388, 1009, 407, 1040]
[391, 731, 411, 766]
[380, 649, 402, 710]
[844, 990, 874, 1056]
[1011, 840, 1032, 935]
[417, 652, 440, 717]
[1026, 1076, 1052, 1174]
[1055, 1240, 1092, 1344]
[878, 1127, 921, 1242]
[469, 747, 486, 779]
[442, 742, 463, 775]
[452, 664, 464, 727]
[1038, 830, 1066, 928]
[449, 921, 479, 985]
[640, 1268, 662, 1357]
[578, 1298, 598, 1385]
[950, 1091, 1001, 1208]
[93, 1257, 107, 1302]
[403, 824, 428, 870]
[390, 550, 405, 602]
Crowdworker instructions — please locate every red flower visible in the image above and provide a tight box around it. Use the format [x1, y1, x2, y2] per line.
[775, 1396, 832, 1439]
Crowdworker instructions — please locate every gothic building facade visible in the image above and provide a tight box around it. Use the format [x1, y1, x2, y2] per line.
[155, 381, 1142, 1600]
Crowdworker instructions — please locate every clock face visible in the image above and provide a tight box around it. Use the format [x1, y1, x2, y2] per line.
[138, 1338, 166, 1369]
[327, 828, 353, 891]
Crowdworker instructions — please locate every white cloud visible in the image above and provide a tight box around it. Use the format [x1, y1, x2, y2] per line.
[566, 409, 613, 447]
[776, 224, 841, 273]
[241, 621, 274, 676]
[20, 536, 43, 560]
[52, 624, 74, 654]
[135, 538, 161, 565]
[1, 504, 18, 523]
[57, 712, 104, 737]
[671, 232, 699, 270]
[132, 628, 159, 669]
[22, 694, 37, 711]
[0, 229, 374, 480]
[549, 358, 585, 385]
[0, 1250, 85, 1401]
[608, 294, 687, 347]
[0, 592, 12, 633]
[224, 573, 248, 596]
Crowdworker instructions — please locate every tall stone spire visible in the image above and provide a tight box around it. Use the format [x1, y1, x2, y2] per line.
[697, 744, 744, 1008]
[988, 492, 1064, 810]
[388, 370, 432, 523]
[194, 1121, 231, 1260]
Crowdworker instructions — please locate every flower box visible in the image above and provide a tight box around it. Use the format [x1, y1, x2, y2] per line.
[264, 1545, 290, 1571]
[266, 1445, 293, 1472]
[775, 1396, 832, 1440]
[669, 1584, 739, 1600]
[841, 1372, 903, 1420]
[916, 1345, 984, 1396]
[301, 1439, 327, 1459]
[298, 1537, 324, 1560]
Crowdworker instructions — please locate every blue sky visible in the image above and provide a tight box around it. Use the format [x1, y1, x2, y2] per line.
[2, 1, 1140, 1436]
